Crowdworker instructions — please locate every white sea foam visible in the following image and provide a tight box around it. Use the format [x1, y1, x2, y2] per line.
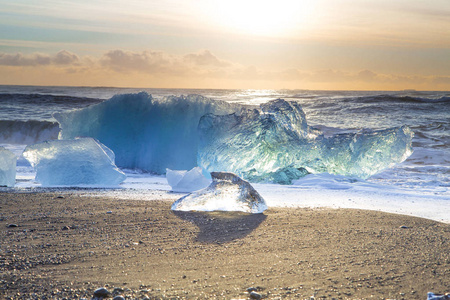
[5, 165, 449, 223]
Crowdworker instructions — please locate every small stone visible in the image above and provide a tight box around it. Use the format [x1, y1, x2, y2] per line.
[62, 226, 71, 230]
[400, 225, 409, 229]
[247, 287, 257, 292]
[56, 195, 64, 199]
[106, 211, 112, 214]
[250, 291, 262, 299]
[112, 296, 125, 300]
[93, 287, 110, 298]
[7, 224, 18, 228]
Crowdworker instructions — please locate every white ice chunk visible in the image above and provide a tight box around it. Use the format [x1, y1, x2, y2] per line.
[166, 167, 210, 193]
[23, 137, 126, 186]
[0, 147, 16, 187]
[171, 172, 267, 213]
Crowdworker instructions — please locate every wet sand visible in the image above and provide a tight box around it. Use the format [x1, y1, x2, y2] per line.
[0, 192, 449, 299]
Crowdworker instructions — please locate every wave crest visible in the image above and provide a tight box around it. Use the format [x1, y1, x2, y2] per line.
[0, 120, 59, 144]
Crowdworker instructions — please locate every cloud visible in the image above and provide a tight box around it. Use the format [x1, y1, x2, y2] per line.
[432, 76, 450, 85]
[100, 50, 172, 73]
[0, 53, 51, 66]
[1, 49, 448, 90]
[53, 50, 80, 65]
[99, 49, 235, 78]
[0, 50, 79, 66]
[183, 50, 230, 67]
[358, 69, 377, 81]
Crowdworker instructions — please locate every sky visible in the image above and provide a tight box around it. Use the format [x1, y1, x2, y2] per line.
[0, 0, 449, 90]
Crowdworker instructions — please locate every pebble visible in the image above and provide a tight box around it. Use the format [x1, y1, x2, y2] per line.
[400, 225, 409, 229]
[112, 296, 125, 300]
[106, 211, 113, 214]
[93, 287, 110, 298]
[250, 291, 262, 299]
[113, 287, 124, 294]
[7, 224, 18, 228]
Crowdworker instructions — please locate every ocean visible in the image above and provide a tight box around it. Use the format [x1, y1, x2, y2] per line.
[0, 85, 449, 222]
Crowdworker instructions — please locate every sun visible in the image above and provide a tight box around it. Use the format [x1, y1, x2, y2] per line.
[209, 0, 316, 37]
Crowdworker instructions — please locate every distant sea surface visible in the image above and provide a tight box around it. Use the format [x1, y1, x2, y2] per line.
[0, 85, 449, 221]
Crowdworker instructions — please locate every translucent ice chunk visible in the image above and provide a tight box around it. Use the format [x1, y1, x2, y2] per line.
[171, 172, 267, 213]
[23, 137, 126, 186]
[0, 147, 16, 187]
[54, 92, 240, 174]
[198, 99, 413, 181]
[427, 292, 450, 300]
[166, 167, 211, 192]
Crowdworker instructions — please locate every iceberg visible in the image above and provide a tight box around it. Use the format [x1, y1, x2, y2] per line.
[166, 167, 211, 192]
[198, 99, 413, 182]
[171, 172, 267, 213]
[23, 137, 126, 186]
[54, 93, 413, 182]
[0, 147, 16, 187]
[54, 92, 240, 174]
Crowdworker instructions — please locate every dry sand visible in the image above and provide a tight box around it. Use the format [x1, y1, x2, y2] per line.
[0, 191, 449, 299]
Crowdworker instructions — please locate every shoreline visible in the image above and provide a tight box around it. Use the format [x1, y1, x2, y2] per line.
[4, 183, 450, 224]
[1, 192, 449, 299]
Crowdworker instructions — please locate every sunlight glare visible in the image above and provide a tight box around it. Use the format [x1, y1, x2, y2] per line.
[210, 0, 316, 37]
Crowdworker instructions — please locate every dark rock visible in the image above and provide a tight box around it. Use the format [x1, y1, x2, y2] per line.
[93, 287, 110, 298]
[112, 296, 125, 300]
[112, 287, 124, 295]
[7, 224, 18, 228]
[250, 291, 262, 299]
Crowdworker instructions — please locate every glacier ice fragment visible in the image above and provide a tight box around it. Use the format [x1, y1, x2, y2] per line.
[54, 92, 240, 174]
[23, 137, 126, 186]
[0, 147, 16, 187]
[166, 167, 211, 192]
[198, 99, 413, 181]
[171, 172, 267, 213]
[427, 292, 450, 300]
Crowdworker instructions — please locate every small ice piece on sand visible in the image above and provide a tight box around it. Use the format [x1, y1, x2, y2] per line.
[428, 292, 450, 300]
[166, 167, 211, 193]
[23, 137, 126, 186]
[171, 172, 267, 213]
[0, 147, 16, 187]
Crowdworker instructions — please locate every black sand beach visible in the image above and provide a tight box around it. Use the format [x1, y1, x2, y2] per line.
[1, 192, 449, 299]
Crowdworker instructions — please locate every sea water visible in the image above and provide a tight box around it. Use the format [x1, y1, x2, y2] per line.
[0, 85, 448, 222]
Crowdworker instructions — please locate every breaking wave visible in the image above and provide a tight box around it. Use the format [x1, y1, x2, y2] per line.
[0, 120, 59, 145]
